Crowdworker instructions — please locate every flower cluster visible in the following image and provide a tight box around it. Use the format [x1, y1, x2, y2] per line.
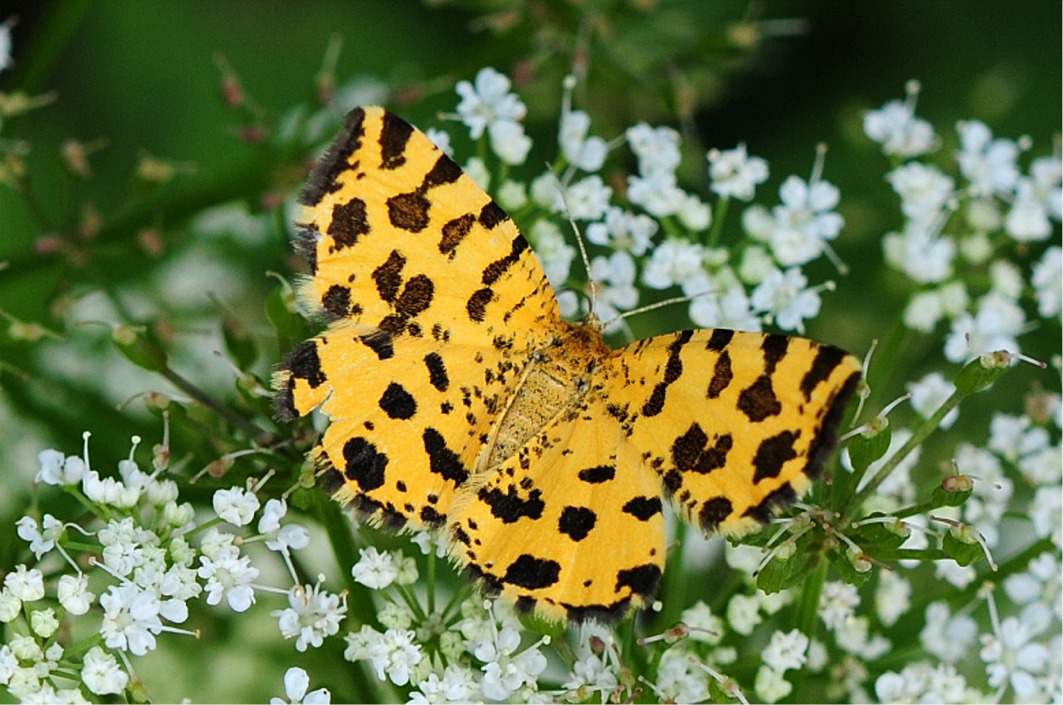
[2, 432, 342, 701]
[446, 68, 844, 338]
[866, 81, 1061, 362]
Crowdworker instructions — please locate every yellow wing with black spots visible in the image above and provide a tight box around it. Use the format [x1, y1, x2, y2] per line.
[602, 329, 862, 537]
[448, 392, 667, 624]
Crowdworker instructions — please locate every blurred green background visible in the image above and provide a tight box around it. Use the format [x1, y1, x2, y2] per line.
[0, 1, 1059, 701]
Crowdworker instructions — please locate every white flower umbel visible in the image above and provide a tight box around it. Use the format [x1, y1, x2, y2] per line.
[863, 81, 938, 158]
[762, 629, 809, 673]
[196, 535, 259, 612]
[906, 372, 960, 429]
[212, 486, 261, 527]
[365, 628, 423, 687]
[750, 266, 822, 333]
[919, 600, 979, 664]
[955, 119, 1021, 198]
[454, 67, 531, 166]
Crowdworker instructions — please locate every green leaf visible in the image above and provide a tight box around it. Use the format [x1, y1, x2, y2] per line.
[756, 544, 819, 593]
[942, 527, 983, 567]
[848, 422, 892, 474]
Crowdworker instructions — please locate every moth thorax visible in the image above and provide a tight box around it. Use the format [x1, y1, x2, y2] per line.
[483, 321, 609, 470]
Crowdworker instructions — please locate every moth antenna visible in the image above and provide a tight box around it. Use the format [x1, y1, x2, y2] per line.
[601, 288, 719, 331]
[548, 169, 598, 318]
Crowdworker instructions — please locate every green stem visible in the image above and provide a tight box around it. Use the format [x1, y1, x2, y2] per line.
[790, 556, 827, 702]
[704, 195, 730, 249]
[159, 365, 268, 438]
[844, 388, 965, 522]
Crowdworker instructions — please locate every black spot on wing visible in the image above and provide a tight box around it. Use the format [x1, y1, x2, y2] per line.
[738, 375, 781, 422]
[285, 341, 326, 388]
[394, 274, 434, 319]
[422, 428, 468, 485]
[752, 431, 798, 483]
[479, 484, 544, 523]
[762, 334, 789, 374]
[707, 350, 732, 398]
[479, 201, 510, 229]
[804, 371, 862, 480]
[801, 345, 849, 401]
[359, 330, 394, 360]
[419, 505, 445, 528]
[615, 564, 661, 598]
[705, 328, 733, 351]
[379, 382, 417, 420]
[481, 236, 528, 286]
[373, 250, 405, 303]
[388, 191, 431, 232]
[379, 111, 414, 169]
[744, 483, 798, 524]
[503, 554, 560, 589]
[342, 437, 388, 492]
[622, 496, 662, 521]
[439, 214, 475, 257]
[322, 284, 352, 319]
[328, 198, 370, 250]
[577, 465, 616, 484]
[558, 506, 597, 541]
[641, 331, 692, 417]
[423, 154, 463, 189]
[671, 424, 732, 474]
[424, 352, 449, 392]
[301, 107, 365, 206]
[698, 496, 733, 532]
[467, 288, 494, 322]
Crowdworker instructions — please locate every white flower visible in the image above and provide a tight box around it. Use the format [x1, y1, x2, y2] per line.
[1030, 154, 1063, 219]
[680, 600, 725, 644]
[627, 171, 686, 217]
[212, 486, 260, 526]
[1004, 553, 1060, 621]
[16, 514, 63, 560]
[765, 174, 843, 266]
[272, 581, 347, 652]
[0, 19, 12, 73]
[726, 592, 762, 635]
[197, 544, 259, 612]
[36, 449, 85, 486]
[99, 583, 164, 656]
[919, 600, 978, 664]
[943, 292, 1026, 362]
[560, 109, 607, 173]
[527, 220, 575, 289]
[754, 665, 792, 704]
[5, 565, 45, 602]
[642, 239, 705, 290]
[834, 615, 891, 660]
[863, 93, 937, 157]
[82, 469, 140, 508]
[478, 633, 547, 701]
[819, 581, 859, 631]
[763, 629, 809, 672]
[882, 223, 956, 283]
[1005, 177, 1053, 241]
[955, 119, 1020, 197]
[1030, 485, 1061, 547]
[1031, 246, 1062, 319]
[259, 499, 311, 553]
[57, 573, 94, 615]
[352, 546, 399, 590]
[874, 571, 911, 628]
[887, 162, 955, 225]
[626, 122, 682, 175]
[410, 665, 478, 704]
[488, 119, 532, 166]
[585, 207, 656, 256]
[82, 646, 128, 696]
[875, 662, 971, 704]
[562, 175, 612, 220]
[271, 666, 331, 705]
[589, 251, 639, 326]
[708, 143, 769, 200]
[455, 68, 527, 139]
[980, 613, 1051, 699]
[686, 272, 761, 332]
[906, 372, 959, 429]
[366, 628, 423, 686]
[750, 266, 822, 333]
[677, 192, 712, 230]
